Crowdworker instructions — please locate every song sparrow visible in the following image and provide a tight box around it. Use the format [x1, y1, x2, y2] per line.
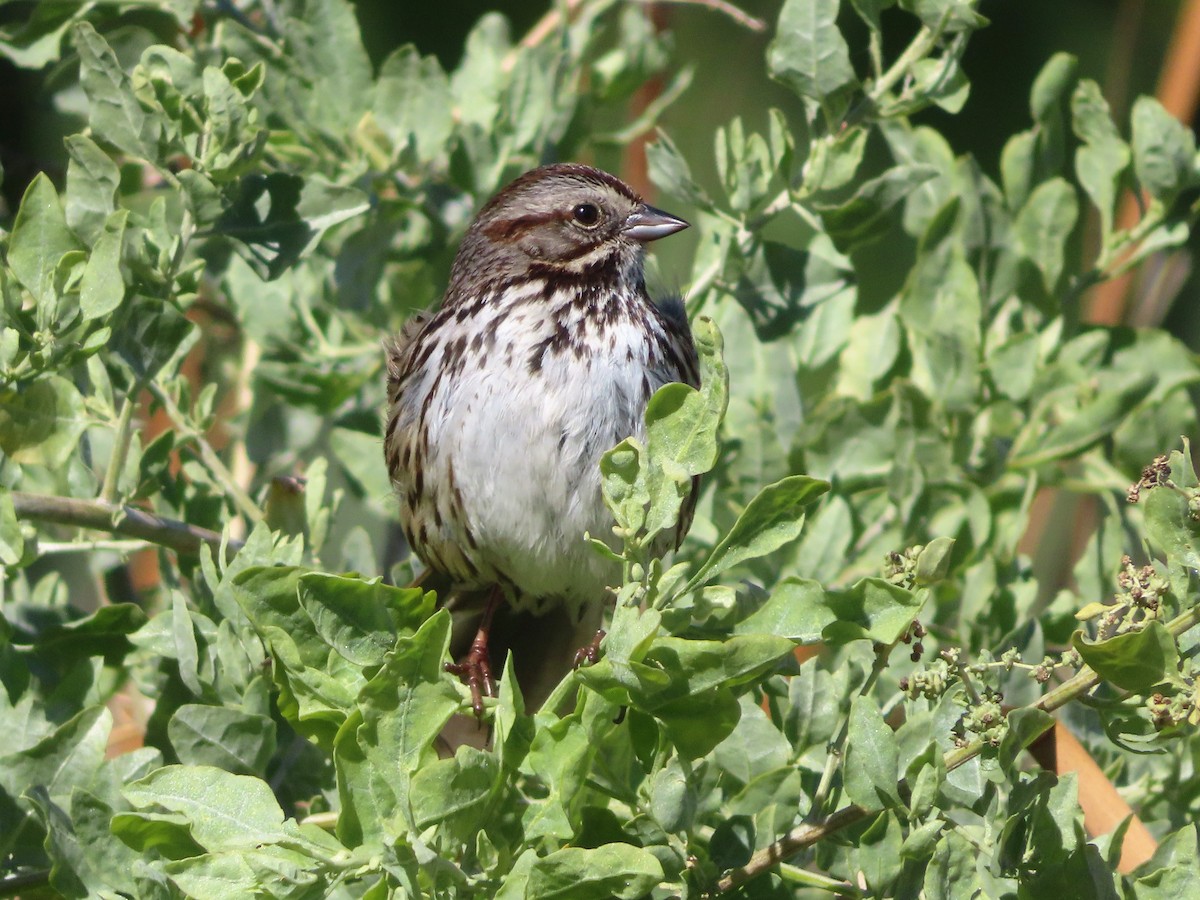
[384, 163, 698, 713]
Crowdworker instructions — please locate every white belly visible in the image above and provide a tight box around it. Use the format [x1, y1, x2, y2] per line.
[430, 312, 657, 615]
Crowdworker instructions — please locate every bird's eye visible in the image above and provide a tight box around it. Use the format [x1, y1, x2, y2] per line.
[572, 203, 601, 227]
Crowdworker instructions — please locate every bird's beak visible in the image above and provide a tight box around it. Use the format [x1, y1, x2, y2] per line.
[623, 204, 689, 242]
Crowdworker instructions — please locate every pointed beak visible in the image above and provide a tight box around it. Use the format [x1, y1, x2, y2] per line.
[623, 203, 689, 242]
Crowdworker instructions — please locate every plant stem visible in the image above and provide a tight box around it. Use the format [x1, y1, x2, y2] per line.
[714, 599, 1200, 894]
[37, 538, 152, 554]
[0, 869, 50, 899]
[866, 21, 944, 108]
[149, 383, 263, 524]
[637, 0, 766, 32]
[809, 641, 894, 816]
[778, 862, 863, 896]
[100, 389, 140, 504]
[11, 491, 241, 560]
[712, 804, 872, 894]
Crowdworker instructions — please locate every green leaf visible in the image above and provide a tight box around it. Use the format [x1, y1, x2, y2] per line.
[297, 572, 433, 666]
[1000, 130, 1037, 210]
[374, 45, 454, 162]
[1143, 445, 1200, 573]
[161, 846, 330, 899]
[198, 65, 263, 175]
[1014, 177, 1078, 293]
[73, 22, 158, 159]
[0, 376, 88, 468]
[1072, 621, 1179, 693]
[732, 577, 831, 642]
[167, 705, 277, 776]
[409, 745, 498, 836]
[43, 788, 144, 898]
[112, 298, 196, 381]
[1131, 96, 1196, 201]
[0, 706, 111, 810]
[0, 3, 80, 68]
[282, 0, 374, 136]
[844, 694, 900, 808]
[217, 174, 369, 280]
[639, 317, 729, 539]
[924, 829, 981, 899]
[656, 688, 742, 759]
[988, 332, 1040, 402]
[601, 438, 647, 537]
[64, 134, 120, 243]
[898, 0, 988, 32]
[899, 243, 981, 411]
[821, 578, 927, 645]
[233, 566, 363, 745]
[0, 488, 24, 567]
[769, 0, 857, 116]
[651, 316, 728, 477]
[123, 766, 291, 851]
[684, 475, 829, 591]
[1030, 52, 1078, 124]
[328, 427, 398, 512]
[33, 602, 147, 659]
[172, 590, 202, 697]
[109, 808, 203, 859]
[647, 757, 696, 833]
[641, 634, 794, 704]
[24, 785, 91, 899]
[343, 610, 459, 836]
[7, 172, 79, 308]
[815, 165, 940, 251]
[1129, 824, 1200, 899]
[733, 239, 854, 342]
[647, 132, 713, 210]
[1009, 371, 1155, 468]
[79, 209, 127, 319]
[1071, 80, 1129, 240]
[709, 814, 755, 870]
[525, 843, 664, 899]
[998, 707, 1054, 770]
[914, 537, 955, 585]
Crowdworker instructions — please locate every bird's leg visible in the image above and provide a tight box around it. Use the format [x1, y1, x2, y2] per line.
[445, 587, 501, 718]
[572, 629, 607, 669]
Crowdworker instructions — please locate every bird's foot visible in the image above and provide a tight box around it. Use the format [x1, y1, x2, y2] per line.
[572, 629, 607, 669]
[445, 643, 495, 719]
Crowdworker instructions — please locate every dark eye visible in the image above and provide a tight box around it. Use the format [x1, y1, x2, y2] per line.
[572, 203, 601, 227]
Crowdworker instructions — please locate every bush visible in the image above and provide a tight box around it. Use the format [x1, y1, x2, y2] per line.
[2, 0, 1199, 896]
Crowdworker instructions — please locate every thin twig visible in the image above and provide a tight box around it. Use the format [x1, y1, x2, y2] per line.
[148, 383, 263, 524]
[502, 0, 763, 76]
[37, 539, 152, 554]
[635, 0, 766, 32]
[809, 641, 894, 816]
[11, 491, 242, 559]
[502, 0, 585, 73]
[100, 390, 140, 504]
[0, 869, 51, 899]
[713, 599, 1200, 893]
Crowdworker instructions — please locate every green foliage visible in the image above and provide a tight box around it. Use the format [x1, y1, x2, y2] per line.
[2, 0, 1200, 896]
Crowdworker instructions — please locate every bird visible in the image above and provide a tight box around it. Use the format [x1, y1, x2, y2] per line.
[384, 163, 699, 714]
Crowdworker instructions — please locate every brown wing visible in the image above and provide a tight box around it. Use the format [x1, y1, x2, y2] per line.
[383, 310, 433, 511]
[385, 311, 433, 405]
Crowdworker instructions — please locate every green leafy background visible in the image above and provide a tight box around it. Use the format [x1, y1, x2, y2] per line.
[2, 0, 1200, 897]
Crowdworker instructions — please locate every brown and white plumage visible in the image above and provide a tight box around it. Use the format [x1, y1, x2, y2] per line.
[385, 164, 698, 626]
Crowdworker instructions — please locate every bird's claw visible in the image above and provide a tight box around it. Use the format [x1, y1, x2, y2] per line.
[445, 646, 495, 719]
[572, 629, 607, 669]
